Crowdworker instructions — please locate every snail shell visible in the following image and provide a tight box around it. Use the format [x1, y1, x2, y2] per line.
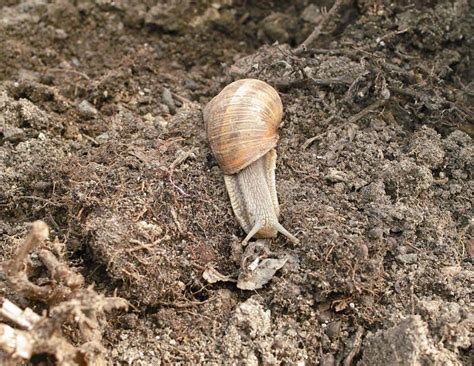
[204, 79, 283, 175]
[204, 78, 298, 244]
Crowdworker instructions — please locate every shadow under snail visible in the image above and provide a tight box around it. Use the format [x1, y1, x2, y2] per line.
[203, 78, 299, 245]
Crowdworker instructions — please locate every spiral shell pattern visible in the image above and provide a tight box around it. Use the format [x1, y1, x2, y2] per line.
[203, 79, 283, 175]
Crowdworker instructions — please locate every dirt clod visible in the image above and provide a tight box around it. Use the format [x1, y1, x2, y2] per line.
[359, 316, 463, 365]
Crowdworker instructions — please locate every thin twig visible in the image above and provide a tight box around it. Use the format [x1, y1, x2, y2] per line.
[0, 298, 41, 330]
[347, 99, 386, 124]
[302, 115, 336, 149]
[343, 325, 364, 366]
[170, 207, 184, 234]
[17, 195, 62, 207]
[126, 239, 156, 253]
[171, 92, 192, 105]
[38, 249, 84, 289]
[82, 133, 99, 145]
[169, 174, 190, 197]
[275, 76, 352, 92]
[305, 48, 355, 56]
[170, 149, 196, 170]
[8, 221, 49, 275]
[156, 297, 213, 309]
[310, 76, 353, 86]
[295, 0, 350, 54]
[47, 68, 90, 80]
[375, 28, 410, 45]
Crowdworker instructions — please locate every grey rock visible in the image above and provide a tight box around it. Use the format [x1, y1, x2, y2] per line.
[301, 4, 323, 24]
[325, 168, 347, 183]
[2, 126, 25, 143]
[77, 100, 98, 119]
[96, 132, 110, 143]
[320, 354, 336, 366]
[396, 253, 418, 265]
[34, 181, 52, 192]
[184, 79, 199, 91]
[161, 88, 176, 115]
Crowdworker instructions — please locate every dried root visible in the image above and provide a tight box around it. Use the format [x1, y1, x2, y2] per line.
[0, 221, 128, 365]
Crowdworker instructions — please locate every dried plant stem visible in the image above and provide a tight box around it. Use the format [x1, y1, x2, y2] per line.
[7, 220, 49, 275]
[0, 298, 41, 330]
[347, 99, 386, 124]
[295, 0, 351, 54]
[343, 325, 364, 366]
[0, 221, 128, 364]
[0, 324, 34, 359]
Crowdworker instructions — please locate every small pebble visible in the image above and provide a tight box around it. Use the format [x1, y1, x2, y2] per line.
[320, 353, 335, 366]
[301, 4, 322, 24]
[160, 103, 170, 115]
[34, 181, 52, 192]
[64, 124, 80, 139]
[77, 100, 98, 119]
[368, 227, 383, 240]
[333, 182, 346, 193]
[398, 246, 408, 255]
[326, 320, 341, 340]
[2, 127, 25, 143]
[71, 57, 81, 67]
[161, 88, 176, 114]
[155, 116, 168, 131]
[184, 79, 199, 91]
[396, 253, 418, 265]
[356, 243, 369, 259]
[325, 169, 347, 183]
[96, 132, 110, 143]
[54, 28, 68, 40]
[154, 45, 164, 58]
[467, 238, 474, 259]
[360, 295, 374, 306]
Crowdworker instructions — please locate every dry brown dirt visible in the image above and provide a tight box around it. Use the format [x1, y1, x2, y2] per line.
[0, 1, 473, 365]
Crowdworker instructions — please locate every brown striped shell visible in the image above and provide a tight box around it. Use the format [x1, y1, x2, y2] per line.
[203, 79, 283, 175]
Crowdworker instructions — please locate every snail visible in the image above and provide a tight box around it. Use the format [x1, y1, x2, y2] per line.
[203, 79, 299, 245]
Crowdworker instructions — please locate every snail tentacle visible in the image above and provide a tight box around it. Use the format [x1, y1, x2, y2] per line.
[242, 221, 264, 246]
[273, 222, 299, 244]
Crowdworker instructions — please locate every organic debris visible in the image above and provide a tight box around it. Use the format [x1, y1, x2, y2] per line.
[237, 240, 290, 290]
[0, 221, 127, 365]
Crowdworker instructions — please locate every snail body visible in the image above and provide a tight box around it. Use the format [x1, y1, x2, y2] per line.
[204, 79, 298, 244]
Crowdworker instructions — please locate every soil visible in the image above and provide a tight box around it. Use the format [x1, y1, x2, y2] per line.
[0, 0, 473, 365]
